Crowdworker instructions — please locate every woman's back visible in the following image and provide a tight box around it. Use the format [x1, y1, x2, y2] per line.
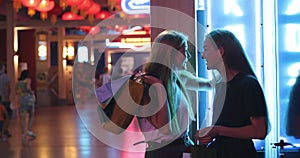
[17, 79, 30, 95]
[17, 79, 34, 107]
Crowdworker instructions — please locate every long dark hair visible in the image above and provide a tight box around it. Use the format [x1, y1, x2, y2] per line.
[19, 70, 29, 80]
[208, 29, 271, 134]
[207, 29, 256, 77]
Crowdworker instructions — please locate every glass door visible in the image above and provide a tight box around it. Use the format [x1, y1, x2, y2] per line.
[277, 0, 300, 153]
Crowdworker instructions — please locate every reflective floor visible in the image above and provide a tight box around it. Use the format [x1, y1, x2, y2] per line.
[0, 105, 145, 158]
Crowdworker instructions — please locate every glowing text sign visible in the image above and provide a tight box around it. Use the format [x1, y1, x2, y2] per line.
[283, 1, 300, 52]
[121, 0, 150, 14]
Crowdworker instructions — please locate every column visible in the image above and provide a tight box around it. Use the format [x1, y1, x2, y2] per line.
[6, 2, 17, 108]
[58, 27, 67, 101]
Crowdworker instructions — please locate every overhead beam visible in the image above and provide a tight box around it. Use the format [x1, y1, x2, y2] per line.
[0, 17, 150, 29]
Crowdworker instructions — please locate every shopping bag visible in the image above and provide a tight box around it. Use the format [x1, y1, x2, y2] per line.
[96, 75, 145, 134]
[191, 145, 217, 158]
[95, 75, 131, 105]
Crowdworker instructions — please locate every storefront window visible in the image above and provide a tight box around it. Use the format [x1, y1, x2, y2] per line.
[197, 0, 300, 157]
[278, 0, 300, 149]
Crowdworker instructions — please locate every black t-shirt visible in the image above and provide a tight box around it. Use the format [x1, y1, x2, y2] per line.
[211, 72, 267, 158]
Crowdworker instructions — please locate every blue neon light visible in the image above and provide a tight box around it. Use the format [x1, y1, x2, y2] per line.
[121, 0, 150, 14]
[278, 0, 300, 149]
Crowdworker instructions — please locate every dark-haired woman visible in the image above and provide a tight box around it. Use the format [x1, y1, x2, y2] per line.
[196, 29, 270, 158]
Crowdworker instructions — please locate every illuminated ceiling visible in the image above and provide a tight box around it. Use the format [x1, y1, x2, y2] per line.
[0, 0, 150, 29]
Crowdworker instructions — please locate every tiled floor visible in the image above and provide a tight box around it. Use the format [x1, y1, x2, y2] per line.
[0, 105, 146, 158]
[2, 104, 300, 158]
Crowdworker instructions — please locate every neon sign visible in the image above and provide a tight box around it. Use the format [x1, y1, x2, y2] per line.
[224, 0, 244, 16]
[285, 0, 300, 15]
[121, 0, 150, 14]
[285, 24, 300, 52]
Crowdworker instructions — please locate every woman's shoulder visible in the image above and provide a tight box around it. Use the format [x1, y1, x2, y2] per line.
[17, 78, 31, 86]
[18, 78, 30, 83]
[235, 72, 257, 81]
[234, 73, 263, 90]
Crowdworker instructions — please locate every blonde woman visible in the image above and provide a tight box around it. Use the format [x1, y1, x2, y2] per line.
[137, 30, 210, 158]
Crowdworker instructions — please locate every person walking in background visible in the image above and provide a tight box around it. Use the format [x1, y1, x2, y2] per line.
[16, 70, 36, 140]
[196, 29, 270, 158]
[0, 62, 12, 138]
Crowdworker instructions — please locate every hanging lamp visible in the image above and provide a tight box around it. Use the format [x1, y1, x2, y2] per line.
[85, 2, 100, 23]
[35, 0, 55, 20]
[21, 0, 41, 16]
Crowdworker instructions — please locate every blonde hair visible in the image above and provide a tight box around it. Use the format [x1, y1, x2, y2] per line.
[143, 30, 194, 134]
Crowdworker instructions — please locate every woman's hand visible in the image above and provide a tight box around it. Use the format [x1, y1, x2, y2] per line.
[195, 126, 221, 145]
[142, 75, 162, 85]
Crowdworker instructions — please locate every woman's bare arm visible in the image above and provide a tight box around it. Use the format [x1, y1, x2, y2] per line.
[178, 70, 213, 91]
